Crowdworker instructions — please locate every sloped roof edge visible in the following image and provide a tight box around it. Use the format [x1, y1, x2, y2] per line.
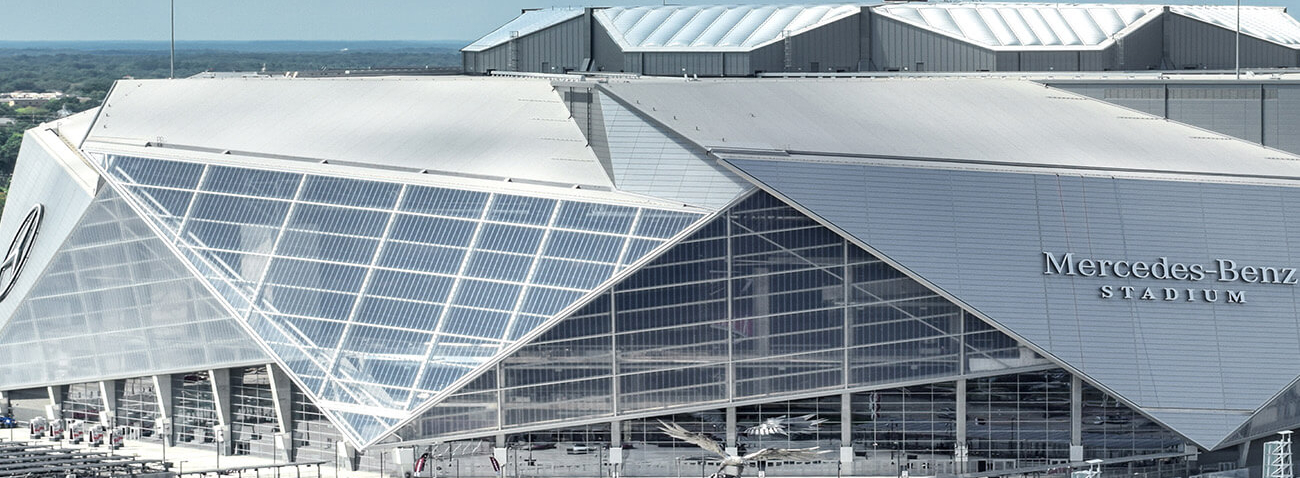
[463, 8, 585, 52]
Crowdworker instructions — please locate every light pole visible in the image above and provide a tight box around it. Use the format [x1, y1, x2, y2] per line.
[1236, 0, 1242, 79]
[170, 0, 175, 79]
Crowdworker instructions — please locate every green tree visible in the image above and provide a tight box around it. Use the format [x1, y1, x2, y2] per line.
[0, 131, 23, 172]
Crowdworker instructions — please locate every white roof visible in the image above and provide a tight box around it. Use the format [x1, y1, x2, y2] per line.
[595, 4, 863, 52]
[873, 3, 1162, 50]
[84, 77, 615, 189]
[598, 78, 1300, 183]
[1171, 5, 1300, 47]
[463, 8, 585, 52]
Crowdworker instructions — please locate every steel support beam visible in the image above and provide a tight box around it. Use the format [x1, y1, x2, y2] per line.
[842, 392, 854, 473]
[45, 385, 64, 420]
[726, 406, 738, 456]
[98, 380, 119, 428]
[1071, 375, 1084, 461]
[208, 369, 234, 456]
[267, 364, 295, 463]
[956, 379, 968, 473]
[152, 375, 174, 446]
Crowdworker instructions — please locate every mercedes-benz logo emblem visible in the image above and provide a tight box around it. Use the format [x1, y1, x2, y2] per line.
[0, 204, 44, 302]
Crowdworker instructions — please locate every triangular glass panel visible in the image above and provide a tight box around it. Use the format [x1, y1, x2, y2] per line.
[0, 186, 267, 390]
[98, 153, 703, 444]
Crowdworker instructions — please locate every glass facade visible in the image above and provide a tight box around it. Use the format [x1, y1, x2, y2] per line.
[64, 382, 102, 423]
[292, 387, 336, 461]
[0, 168, 1194, 473]
[966, 370, 1071, 464]
[0, 187, 267, 389]
[231, 367, 279, 456]
[173, 371, 218, 445]
[1081, 383, 1184, 459]
[97, 153, 702, 443]
[853, 384, 957, 461]
[118, 377, 160, 439]
[397, 191, 1052, 442]
[412, 370, 1184, 478]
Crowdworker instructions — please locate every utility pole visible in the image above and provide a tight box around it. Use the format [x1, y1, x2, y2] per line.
[170, 0, 175, 79]
[1236, 0, 1241, 79]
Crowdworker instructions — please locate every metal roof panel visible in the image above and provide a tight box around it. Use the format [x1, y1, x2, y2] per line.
[463, 8, 585, 52]
[595, 4, 862, 52]
[85, 77, 615, 190]
[600, 78, 1300, 182]
[873, 3, 1163, 50]
[1171, 5, 1300, 47]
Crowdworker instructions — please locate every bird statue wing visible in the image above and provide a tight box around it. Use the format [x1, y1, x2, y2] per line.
[743, 446, 830, 462]
[795, 414, 829, 427]
[658, 420, 727, 458]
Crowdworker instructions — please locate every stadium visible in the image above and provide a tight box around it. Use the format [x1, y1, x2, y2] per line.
[4, 2, 1300, 477]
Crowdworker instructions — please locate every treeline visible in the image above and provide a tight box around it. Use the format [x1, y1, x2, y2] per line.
[0, 45, 462, 195]
[0, 46, 461, 97]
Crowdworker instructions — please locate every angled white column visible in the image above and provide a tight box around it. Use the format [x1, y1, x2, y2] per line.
[45, 385, 64, 420]
[266, 364, 295, 462]
[208, 369, 234, 456]
[152, 374, 174, 446]
[98, 380, 119, 427]
[338, 441, 360, 471]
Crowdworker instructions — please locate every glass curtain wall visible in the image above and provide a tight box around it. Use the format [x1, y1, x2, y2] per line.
[0, 187, 266, 389]
[424, 372, 1185, 478]
[173, 372, 218, 445]
[292, 387, 344, 464]
[966, 370, 1072, 466]
[64, 382, 102, 423]
[852, 383, 958, 468]
[231, 367, 278, 456]
[1081, 383, 1183, 459]
[398, 190, 1048, 442]
[118, 377, 160, 439]
[96, 153, 701, 443]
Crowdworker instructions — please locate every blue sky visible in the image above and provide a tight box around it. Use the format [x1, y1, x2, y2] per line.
[6, 0, 1299, 43]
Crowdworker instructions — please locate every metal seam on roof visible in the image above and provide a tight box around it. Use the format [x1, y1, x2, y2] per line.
[873, 3, 1165, 51]
[664, 7, 713, 46]
[594, 4, 862, 52]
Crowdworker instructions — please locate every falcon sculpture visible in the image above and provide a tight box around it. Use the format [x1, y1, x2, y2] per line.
[744, 414, 828, 436]
[658, 420, 829, 478]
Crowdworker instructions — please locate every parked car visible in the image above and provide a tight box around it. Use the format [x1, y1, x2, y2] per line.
[0, 416, 15, 429]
